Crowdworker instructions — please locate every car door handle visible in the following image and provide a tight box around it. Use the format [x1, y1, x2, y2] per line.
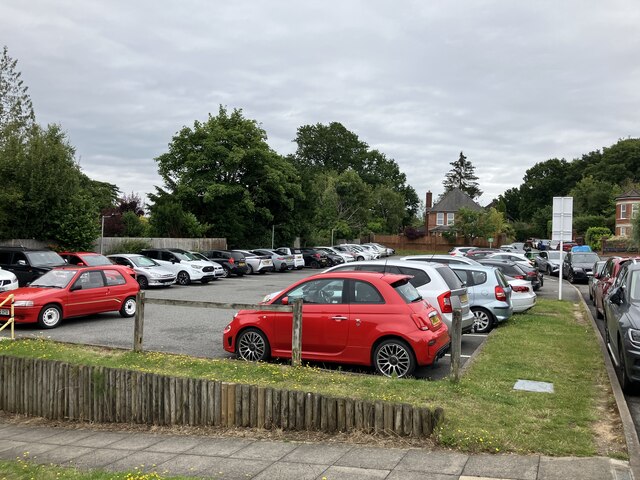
[331, 316, 348, 321]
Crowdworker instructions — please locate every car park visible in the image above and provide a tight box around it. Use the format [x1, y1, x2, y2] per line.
[562, 251, 601, 283]
[0, 268, 19, 292]
[0, 264, 140, 328]
[323, 260, 475, 334]
[187, 252, 227, 278]
[232, 250, 275, 274]
[589, 260, 607, 303]
[0, 246, 66, 286]
[478, 258, 542, 291]
[253, 248, 295, 272]
[200, 249, 249, 277]
[310, 247, 344, 267]
[534, 250, 565, 276]
[363, 242, 393, 257]
[448, 264, 513, 333]
[108, 254, 177, 289]
[604, 261, 640, 392]
[141, 248, 220, 285]
[223, 271, 450, 378]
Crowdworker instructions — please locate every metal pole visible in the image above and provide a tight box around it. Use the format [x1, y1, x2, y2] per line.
[271, 225, 275, 249]
[559, 240, 564, 301]
[291, 299, 303, 367]
[100, 215, 105, 254]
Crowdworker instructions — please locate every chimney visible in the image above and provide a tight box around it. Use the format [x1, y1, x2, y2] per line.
[425, 191, 432, 233]
[426, 191, 432, 209]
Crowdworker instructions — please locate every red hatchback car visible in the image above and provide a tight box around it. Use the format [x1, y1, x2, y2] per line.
[223, 272, 450, 378]
[60, 252, 136, 280]
[0, 265, 140, 329]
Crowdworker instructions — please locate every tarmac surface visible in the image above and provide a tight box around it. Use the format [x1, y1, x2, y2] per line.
[0, 276, 637, 479]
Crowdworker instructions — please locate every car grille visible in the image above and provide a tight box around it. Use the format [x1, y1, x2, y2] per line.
[203, 266, 214, 272]
[0, 280, 10, 286]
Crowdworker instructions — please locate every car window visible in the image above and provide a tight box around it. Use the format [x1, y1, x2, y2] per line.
[83, 255, 113, 266]
[112, 257, 132, 267]
[397, 266, 431, 288]
[74, 270, 105, 290]
[572, 253, 600, 263]
[160, 251, 176, 262]
[434, 266, 462, 289]
[331, 265, 357, 272]
[353, 281, 384, 304]
[495, 270, 510, 288]
[104, 269, 127, 286]
[283, 278, 345, 304]
[11, 252, 27, 265]
[630, 270, 640, 301]
[393, 279, 422, 303]
[142, 250, 158, 259]
[453, 269, 486, 287]
[32, 269, 77, 288]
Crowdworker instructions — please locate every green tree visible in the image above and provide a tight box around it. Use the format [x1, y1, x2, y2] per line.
[569, 176, 619, 217]
[633, 211, 640, 247]
[448, 207, 505, 244]
[148, 200, 208, 238]
[153, 106, 303, 246]
[120, 211, 148, 237]
[370, 185, 405, 234]
[0, 45, 35, 138]
[443, 151, 482, 199]
[585, 227, 611, 251]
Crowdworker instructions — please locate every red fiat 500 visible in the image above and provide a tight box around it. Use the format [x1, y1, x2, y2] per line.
[223, 272, 450, 377]
[0, 265, 140, 329]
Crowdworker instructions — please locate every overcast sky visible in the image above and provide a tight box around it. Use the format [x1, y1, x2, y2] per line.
[2, 1, 639, 207]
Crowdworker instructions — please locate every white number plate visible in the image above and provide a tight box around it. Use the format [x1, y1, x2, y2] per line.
[0, 309, 10, 316]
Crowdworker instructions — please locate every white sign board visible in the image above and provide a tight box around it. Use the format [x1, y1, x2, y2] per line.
[552, 197, 573, 242]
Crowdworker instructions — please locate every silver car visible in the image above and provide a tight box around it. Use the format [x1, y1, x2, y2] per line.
[449, 264, 513, 333]
[108, 253, 177, 289]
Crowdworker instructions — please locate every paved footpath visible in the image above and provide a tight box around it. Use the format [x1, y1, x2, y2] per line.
[0, 418, 632, 480]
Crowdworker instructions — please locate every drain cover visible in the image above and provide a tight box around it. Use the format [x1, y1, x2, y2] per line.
[513, 379, 554, 393]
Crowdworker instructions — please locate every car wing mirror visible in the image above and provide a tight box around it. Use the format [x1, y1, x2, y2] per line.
[609, 287, 623, 305]
[281, 296, 289, 305]
[70, 284, 82, 292]
[17, 260, 27, 266]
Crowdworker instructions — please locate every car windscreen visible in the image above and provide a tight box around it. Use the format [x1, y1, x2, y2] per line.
[82, 255, 113, 266]
[571, 253, 600, 264]
[392, 279, 422, 303]
[131, 256, 159, 267]
[31, 269, 77, 288]
[25, 251, 65, 267]
[435, 266, 464, 289]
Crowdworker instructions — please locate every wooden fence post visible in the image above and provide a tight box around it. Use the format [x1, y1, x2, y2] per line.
[133, 291, 145, 352]
[291, 299, 303, 367]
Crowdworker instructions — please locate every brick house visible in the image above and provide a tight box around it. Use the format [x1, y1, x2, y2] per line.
[425, 188, 483, 236]
[615, 189, 640, 237]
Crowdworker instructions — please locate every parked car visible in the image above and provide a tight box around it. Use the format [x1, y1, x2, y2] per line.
[252, 248, 295, 272]
[200, 249, 250, 277]
[0, 265, 140, 328]
[274, 247, 305, 269]
[534, 250, 566, 276]
[323, 260, 475, 334]
[60, 251, 136, 280]
[603, 261, 640, 392]
[0, 246, 66, 286]
[108, 254, 177, 289]
[332, 245, 362, 261]
[188, 252, 227, 278]
[314, 246, 355, 263]
[448, 246, 475, 257]
[486, 252, 535, 270]
[448, 264, 513, 333]
[363, 242, 393, 257]
[400, 254, 481, 266]
[295, 247, 330, 269]
[465, 249, 503, 260]
[338, 244, 375, 261]
[0, 268, 19, 292]
[588, 260, 607, 303]
[140, 248, 220, 285]
[506, 278, 536, 313]
[595, 256, 640, 319]
[310, 247, 344, 267]
[223, 271, 450, 378]
[359, 244, 382, 259]
[232, 250, 275, 274]
[478, 258, 542, 291]
[562, 251, 601, 284]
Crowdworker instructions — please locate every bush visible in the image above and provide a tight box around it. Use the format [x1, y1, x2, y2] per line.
[104, 239, 152, 255]
[403, 226, 425, 240]
[585, 227, 611, 252]
[572, 215, 610, 237]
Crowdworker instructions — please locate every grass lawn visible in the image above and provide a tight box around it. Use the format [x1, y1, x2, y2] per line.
[0, 299, 625, 457]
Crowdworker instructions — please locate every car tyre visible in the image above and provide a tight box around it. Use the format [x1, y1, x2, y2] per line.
[246, 264, 254, 275]
[236, 328, 271, 362]
[373, 339, 416, 378]
[310, 260, 320, 269]
[176, 271, 190, 285]
[567, 270, 575, 283]
[617, 337, 636, 394]
[547, 266, 553, 276]
[471, 307, 494, 334]
[201, 278, 211, 284]
[357, 256, 365, 261]
[220, 267, 230, 278]
[596, 305, 603, 319]
[37, 304, 62, 329]
[119, 296, 137, 318]
[296, 266, 304, 270]
[137, 275, 149, 290]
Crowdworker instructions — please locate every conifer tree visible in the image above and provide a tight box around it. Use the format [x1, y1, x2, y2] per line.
[443, 151, 482, 199]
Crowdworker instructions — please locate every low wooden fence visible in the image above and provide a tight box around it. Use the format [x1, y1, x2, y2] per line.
[0, 355, 444, 438]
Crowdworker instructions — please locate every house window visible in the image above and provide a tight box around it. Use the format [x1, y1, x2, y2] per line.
[447, 213, 455, 225]
[621, 226, 627, 237]
[436, 213, 444, 226]
[621, 204, 627, 219]
[633, 203, 639, 219]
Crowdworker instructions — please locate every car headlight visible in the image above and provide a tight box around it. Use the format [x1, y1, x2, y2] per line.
[14, 300, 34, 307]
[628, 329, 640, 348]
[191, 265, 203, 271]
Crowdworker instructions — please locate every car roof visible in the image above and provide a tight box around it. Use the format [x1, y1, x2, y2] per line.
[312, 270, 411, 285]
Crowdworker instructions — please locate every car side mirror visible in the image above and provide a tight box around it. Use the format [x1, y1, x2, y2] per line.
[610, 287, 623, 305]
[70, 284, 82, 292]
[17, 260, 27, 266]
[281, 296, 289, 305]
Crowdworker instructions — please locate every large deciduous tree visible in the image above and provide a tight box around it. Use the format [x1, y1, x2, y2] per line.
[443, 151, 482, 200]
[153, 106, 303, 246]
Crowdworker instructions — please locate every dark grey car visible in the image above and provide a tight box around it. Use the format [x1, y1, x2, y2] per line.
[563, 251, 601, 283]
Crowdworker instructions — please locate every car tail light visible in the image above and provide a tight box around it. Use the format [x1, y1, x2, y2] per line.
[229, 257, 235, 264]
[495, 286, 507, 301]
[411, 311, 443, 331]
[437, 291, 452, 313]
[513, 275, 524, 279]
[526, 271, 537, 277]
[277, 256, 285, 261]
[314, 253, 321, 259]
[512, 285, 530, 293]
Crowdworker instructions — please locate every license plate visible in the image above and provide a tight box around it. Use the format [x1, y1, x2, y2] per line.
[264, 260, 272, 265]
[238, 262, 246, 267]
[0, 309, 9, 316]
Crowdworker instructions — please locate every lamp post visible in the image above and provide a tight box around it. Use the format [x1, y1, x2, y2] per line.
[100, 214, 114, 254]
[331, 228, 336, 246]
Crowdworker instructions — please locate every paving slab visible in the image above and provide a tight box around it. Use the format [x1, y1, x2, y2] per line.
[145, 436, 207, 453]
[2, 426, 64, 442]
[252, 461, 328, 480]
[462, 454, 540, 480]
[0, 439, 27, 454]
[334, 446, 407, 470]
[40, 429, 97, 445]
[105, 450, 177, 473]
[282, 443, 352, 464]
[388, 471, 458, 480]
[538, 456, 614, 480]
[192, 456, 272, 479]
[183, 437, 254, 457]
[0, 442, 58, 461]
[69, 447, 134, 469]
[107, 432, 164, 450]
[317, 465, 390, 480]
[30, 445, 95, 465]
[69, 431, 130, 448]
[395, 450, 469, 475]
[231, 440, 298, 460]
